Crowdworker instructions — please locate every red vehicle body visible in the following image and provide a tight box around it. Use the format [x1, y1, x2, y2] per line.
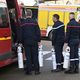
[0, 0, 39, 68]
[0, 0, 22, 68]
[0, 0, 38, 68]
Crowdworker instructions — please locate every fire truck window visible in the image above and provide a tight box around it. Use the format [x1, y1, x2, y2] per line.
[32, 9, 38, 20]
[0, 8, 9, 28]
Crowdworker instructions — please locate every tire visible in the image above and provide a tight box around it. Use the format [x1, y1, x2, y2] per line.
[48, 31, 53, 41]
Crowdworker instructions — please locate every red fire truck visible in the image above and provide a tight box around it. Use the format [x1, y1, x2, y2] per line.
[0, 0, 23, 68]
[0, 0, 38, 68]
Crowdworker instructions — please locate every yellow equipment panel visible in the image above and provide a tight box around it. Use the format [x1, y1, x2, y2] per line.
[38, 10, 48, 30]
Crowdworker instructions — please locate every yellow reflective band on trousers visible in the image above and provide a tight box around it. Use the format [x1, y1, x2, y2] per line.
[0, 37, 11, 41]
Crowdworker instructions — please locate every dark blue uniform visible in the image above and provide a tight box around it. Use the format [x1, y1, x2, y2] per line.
[65, 19, 80, 73]
[18, 18, 41, 73]
[52, 21, 65, 70]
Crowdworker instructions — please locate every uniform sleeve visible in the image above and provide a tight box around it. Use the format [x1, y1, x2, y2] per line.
[65, 24, 70, 43]
[79, 30, 80, 41]
[52, 30, 56, 45]
[79, 24, 80, 41]
[52, 24, 56, 45]
[35, 22, 41, 42]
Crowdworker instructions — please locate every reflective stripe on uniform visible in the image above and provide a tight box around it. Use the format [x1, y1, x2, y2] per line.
[21, 23, 37, 27]
[67, 26, 80, 28]
[52, 24, 64, 30]
[57, 62, 63, 65]
[70, 58, 79, 61]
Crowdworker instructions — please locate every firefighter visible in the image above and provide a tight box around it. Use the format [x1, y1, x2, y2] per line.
[52, 14, 65, 72]
[65, 12, 80, 74]
[18, 9, 41, 75]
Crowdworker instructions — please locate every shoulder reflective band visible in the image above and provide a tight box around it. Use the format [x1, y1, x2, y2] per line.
[52, 24, 64, 30]
[0, 37, 11, 41]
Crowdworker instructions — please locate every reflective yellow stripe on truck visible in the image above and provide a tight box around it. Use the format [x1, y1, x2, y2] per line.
[0, 37, 11, 41]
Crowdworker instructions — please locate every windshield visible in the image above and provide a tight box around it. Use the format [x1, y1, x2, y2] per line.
[0, 7, 9, 28]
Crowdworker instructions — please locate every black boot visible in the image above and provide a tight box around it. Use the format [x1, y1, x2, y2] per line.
[25, 71, 32, 75]
[64, 69, 75, 74]
[51, 65, 63, 72]
[74, 63, 79, 73]
[35, 70, 40, 75]
[24, 66, 32, 75]
[64, 63, 75, 74]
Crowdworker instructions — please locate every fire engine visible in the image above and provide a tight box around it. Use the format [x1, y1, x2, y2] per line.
[0, 0, 23, 68]
[38, 3, 80, 40]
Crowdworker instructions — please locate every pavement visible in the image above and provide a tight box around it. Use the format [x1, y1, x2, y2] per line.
[0, 40, 80, 80]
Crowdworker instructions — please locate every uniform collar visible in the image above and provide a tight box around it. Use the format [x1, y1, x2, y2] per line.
[54, 20, 60, 23]
[70, 18, 75, 21]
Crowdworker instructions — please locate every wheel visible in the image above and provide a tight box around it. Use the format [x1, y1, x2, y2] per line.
[48, 31, 53, 41]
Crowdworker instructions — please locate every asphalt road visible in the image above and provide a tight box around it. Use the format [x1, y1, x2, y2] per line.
[0, 40, 80, 80]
